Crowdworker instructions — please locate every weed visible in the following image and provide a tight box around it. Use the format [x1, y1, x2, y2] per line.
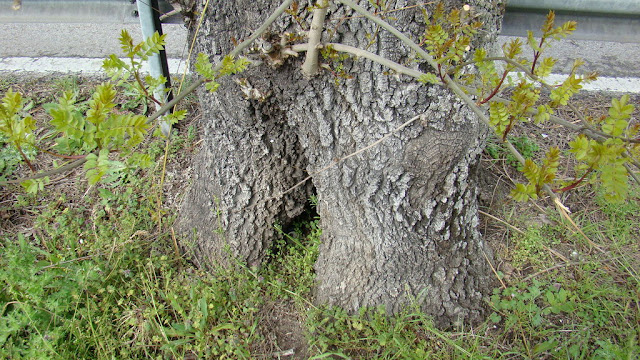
[509, 225, 558, 268]
[0, 75, 19, 92]
[486, 134, 540, 170]
[0, 133, 36, 181]
[0, 172, 263, 359]
[263, 217, 321, 302]
[51, 76, 81, 96]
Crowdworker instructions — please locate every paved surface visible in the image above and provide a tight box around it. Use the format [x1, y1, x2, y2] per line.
[496, 36, 640, 93]
[0, 22, 189, 74]
[1, 18, 639, 93]
[0, 23, 188, 58]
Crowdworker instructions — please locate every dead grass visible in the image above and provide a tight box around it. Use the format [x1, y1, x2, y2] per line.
[1, 73, 638, 358]
[478, 90, 640, 287]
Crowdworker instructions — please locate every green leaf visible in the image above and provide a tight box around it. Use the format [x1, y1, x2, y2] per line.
[84, 149, 124, 185]
[522, 158, 540, 183]
[488, 102, 510, 135]
[602, 118, 628, 137]
[195, 53, 216, 80]
[527, 30, 540, 52]
[534, 340, 559, 355]
[489, 312, 502, 323]
[0, 88, 37, 151]
[534, 57, 556, 78]
[599, 163, 628, 203]
[541, 11, 556, 35]
[218, 55, 251, 77]
[550, 75, 582, 106]
[551, 20, 577, 40]
[126, 152, 153, 169]
[418, 73, 441, 85]
[510, 183, 537, 202]
[102, 54, 129, 80]
[534, 104, 551, 123]
[87, 83, 117, 127]
[20, 177, 50, 194]
[503, 38, 523, 59]
[541, 147, 560, 183]
[119, 29, 135, 56]
[568, 135, 591, 161]
[204, 80, 220, 93]
[46, 92, 87, 145]
[164, 110, 187, 126]
[139, 32, 166, 61]
[609, 95, 634, 119]
[602, 95, 634, 137]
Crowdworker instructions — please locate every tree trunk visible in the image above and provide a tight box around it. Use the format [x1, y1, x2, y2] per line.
[177, 0, 504, 326]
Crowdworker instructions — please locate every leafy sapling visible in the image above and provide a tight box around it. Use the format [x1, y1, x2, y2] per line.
[421, 10, 637, 203]
[0, 89, 36, 171]
[0, 30, 178, 188]
[194, 53, 251, 93]
[316, 2, 637, 203]
[103, 30, 169, 107]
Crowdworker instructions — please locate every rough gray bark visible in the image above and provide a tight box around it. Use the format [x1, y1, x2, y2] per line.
[177, 0, 504, 325]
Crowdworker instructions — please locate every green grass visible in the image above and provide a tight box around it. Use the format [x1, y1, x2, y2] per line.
[1, 74, 638, 359]
[3, 181, 637, 358]
[486, 134, 540, 170]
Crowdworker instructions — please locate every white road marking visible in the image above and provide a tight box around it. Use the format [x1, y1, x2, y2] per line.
[0, 57, 189, 76]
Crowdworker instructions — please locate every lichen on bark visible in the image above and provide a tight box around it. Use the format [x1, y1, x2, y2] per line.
[177, 0, 504, 326]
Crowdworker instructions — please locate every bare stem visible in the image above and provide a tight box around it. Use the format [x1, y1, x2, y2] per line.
[302, 0, 329, 77]
[0, 157, 87, 185]
[133, 68, 162, 106]
[292, 42, 424, 78]
[337, 0, 566, 205]
[531, 36, 546, 73]
[15, 142, 35, 172]
[147, 0, 295, 125]
[478, 69, 508, 105]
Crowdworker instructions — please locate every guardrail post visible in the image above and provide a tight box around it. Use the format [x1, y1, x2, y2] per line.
[137, 0, 174, 135]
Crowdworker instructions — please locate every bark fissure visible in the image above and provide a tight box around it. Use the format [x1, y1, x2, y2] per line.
[178, 0, 504, 326]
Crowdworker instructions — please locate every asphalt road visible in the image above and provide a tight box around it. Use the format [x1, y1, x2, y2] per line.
[1, 18, 639, 93]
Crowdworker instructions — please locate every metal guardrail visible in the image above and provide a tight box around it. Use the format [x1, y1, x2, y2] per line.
[507, 0, 640, 17]
[1, 0, 638, 43]
[504, 0, 640, 43]
[0, 0, 175, 23]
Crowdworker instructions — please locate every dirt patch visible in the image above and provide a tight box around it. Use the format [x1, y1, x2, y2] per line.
[253, 299, 310, 359]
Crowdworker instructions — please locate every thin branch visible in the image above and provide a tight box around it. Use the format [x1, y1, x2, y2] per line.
[148, 0, 295, 125]
[473, 56, 640, 144]
[341, 1, 436, 21]
[291, 42, 424, 79]
[296, 39, 640, 195]
[482, 249, 506, 289]
[302, 0, 329, 77]
[133, 68, 162, 106]
[15, 143, 35, 172]
[477, 69, 508, 105]
[338, 0, 569, 207]
[478, 209, 525, 235]
[625, 163, 640, 184]
[522, 255, 625, 283]
[530, 35, 546, 73]
[338, 0, 440, 71]
[0, 157, 87, 185]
